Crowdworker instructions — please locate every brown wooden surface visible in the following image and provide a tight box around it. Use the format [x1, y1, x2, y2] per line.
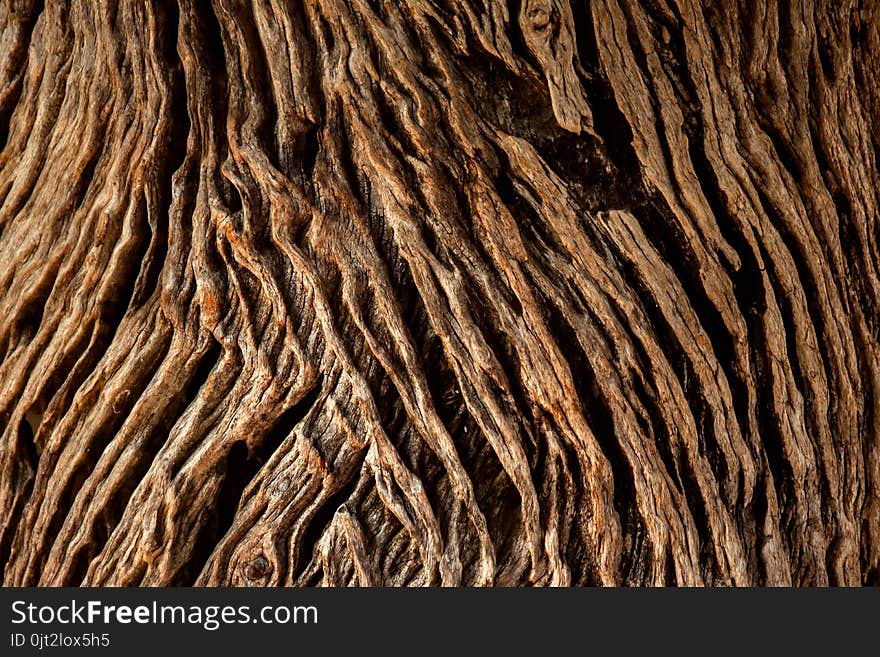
[0, 0, 878, 586]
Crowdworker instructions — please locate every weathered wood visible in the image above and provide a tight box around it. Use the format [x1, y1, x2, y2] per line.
[0, 0, 878, 586]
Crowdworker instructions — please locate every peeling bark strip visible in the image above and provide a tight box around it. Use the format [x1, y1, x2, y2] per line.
[0, 0, 878, 587]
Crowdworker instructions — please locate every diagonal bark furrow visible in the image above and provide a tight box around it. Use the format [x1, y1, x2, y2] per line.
[0, 0, 45, 163]
[0, 0, 877, 586]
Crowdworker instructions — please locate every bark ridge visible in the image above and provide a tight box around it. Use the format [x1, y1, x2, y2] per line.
[0, 0, 878, 586]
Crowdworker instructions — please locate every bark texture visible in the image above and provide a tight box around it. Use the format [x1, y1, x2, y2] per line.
[1, 0, 878, 586]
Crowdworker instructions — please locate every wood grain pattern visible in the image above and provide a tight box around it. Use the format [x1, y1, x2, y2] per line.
[0, 0, 878, 586]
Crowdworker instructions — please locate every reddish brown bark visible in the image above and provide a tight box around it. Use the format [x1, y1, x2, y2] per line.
[0, 0, 878, 586]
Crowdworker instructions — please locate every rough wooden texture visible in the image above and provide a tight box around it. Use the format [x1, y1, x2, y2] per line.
[0, 0, 878, 586]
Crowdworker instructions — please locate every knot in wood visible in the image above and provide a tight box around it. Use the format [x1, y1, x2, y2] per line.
[243, 555, 273, 580]
[528, 5, 553, 31]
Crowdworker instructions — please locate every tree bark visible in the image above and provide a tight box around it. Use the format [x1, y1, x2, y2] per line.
[0, 0, 878, 586]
